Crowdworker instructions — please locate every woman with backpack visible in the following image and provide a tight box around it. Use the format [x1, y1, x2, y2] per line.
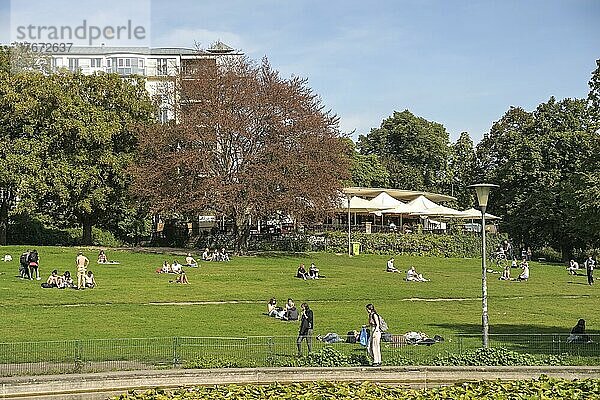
[366, 303, 382, 366]
[28, 249, 40, 281]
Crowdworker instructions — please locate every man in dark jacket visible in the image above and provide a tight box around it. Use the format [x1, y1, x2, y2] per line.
[297, 303, 313, 356]
[585, 256, 596, 286]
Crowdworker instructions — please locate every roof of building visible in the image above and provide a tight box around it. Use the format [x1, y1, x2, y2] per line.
[341, 187, 456, 203]
[207, 41, 235, 54]
[49, 46, 209, 56]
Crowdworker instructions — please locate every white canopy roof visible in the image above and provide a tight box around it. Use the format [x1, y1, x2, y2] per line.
[456, 207, 502, 220]
[369, 192, 403, 209]
[411, 205, 463, 217]
[339, 196, 379, 213]
[381, 195, 439, 214]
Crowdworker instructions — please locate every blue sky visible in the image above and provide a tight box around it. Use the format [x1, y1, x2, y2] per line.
[1, 0, 599, 142]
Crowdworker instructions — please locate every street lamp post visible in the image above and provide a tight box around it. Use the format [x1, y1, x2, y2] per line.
[346, 193, 352, 257]
[468, 183, 498, 348]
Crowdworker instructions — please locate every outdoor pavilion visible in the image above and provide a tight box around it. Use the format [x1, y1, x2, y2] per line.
[335, 187, 456, 233]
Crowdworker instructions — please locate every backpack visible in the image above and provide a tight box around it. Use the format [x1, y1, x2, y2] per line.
[378, 314, 389, 332]
[28, 252, 39, 263]
[20, 252, 29, 265]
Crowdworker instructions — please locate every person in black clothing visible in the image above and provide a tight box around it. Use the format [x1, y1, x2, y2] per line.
[297, 303, 313, 356]
[19, 250, 31, 279]
[28, 249, 40, 281]
[585, 256, 596, 285]
[567, 319, 591, 343]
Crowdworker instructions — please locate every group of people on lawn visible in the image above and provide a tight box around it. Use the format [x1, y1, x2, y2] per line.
[386, 258, 429, 282]
[156, 254, 198, 284]
[499, 257, 530, 281]
[42, 251, 96, 290]
[296, 263, 320, 279]
[567, 256, 596, 285]
[202, 248, 230, 262]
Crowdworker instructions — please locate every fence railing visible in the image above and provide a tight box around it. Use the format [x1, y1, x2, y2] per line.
[1, 334, 599, 377]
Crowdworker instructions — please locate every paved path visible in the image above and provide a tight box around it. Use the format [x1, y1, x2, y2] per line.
[2, 366, 600, 399]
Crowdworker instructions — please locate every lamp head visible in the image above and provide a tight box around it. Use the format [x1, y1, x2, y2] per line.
[468, 183, 499, 208]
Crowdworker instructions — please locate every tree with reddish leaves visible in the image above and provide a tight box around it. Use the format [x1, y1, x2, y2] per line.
[131, 57, 350, 252]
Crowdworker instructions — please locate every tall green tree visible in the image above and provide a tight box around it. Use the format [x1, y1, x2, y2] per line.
[476, 97, 593, 257]
[0, 70, 155, 244]
[357, 110, 452, 193]
[343, 138, 389, 187]
[449, 131, 476, 209]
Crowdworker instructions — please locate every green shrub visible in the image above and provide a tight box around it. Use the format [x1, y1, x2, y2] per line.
[111, 376, 600, 399]
[431, 347, 567, 366]
[183, 355, 257, 369]
[279, 347, 367, 367]
[533, 246, 563, 262]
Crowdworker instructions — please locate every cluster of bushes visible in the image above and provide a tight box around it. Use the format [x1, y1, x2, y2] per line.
[8, 215, 123, 247]
[112, 376, 600, 399]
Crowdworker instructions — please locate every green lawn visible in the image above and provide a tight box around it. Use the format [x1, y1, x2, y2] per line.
[0, 245, 595, 343]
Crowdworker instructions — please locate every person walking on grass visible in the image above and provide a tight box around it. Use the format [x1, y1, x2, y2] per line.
[366, 303, 382, 367]
[297, 303, 313, 356]
[585, 256, 596, 286]
[76, 252, 89, 289]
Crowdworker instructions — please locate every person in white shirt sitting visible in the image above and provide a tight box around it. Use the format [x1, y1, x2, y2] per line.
[185, 253, 198, 268]
[518, 260, 529, 281]
[567, 259, 579, 275]
[406, 266, 429, 282]
[171, 260, 182, 273]
[386, 257, 400, 273]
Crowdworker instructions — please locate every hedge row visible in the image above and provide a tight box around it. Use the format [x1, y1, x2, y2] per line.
[245, 231, 506, 258]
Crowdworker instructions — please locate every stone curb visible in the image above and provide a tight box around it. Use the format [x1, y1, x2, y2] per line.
[2, 366, 600, 399]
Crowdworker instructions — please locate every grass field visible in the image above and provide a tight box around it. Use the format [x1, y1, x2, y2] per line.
[0, 245, 596, 343]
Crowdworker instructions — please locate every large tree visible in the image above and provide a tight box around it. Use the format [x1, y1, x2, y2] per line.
[357, 110, 452, 193]
[449, 131, 476, 209]
[131, 57, 350, 252]
[0, 67, 155, 244]
[476, 97, 594, 257]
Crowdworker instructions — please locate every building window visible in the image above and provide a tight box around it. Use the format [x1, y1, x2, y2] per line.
[90, 58, 102, 68]
[139, 58, 144, 68]
[125, 58, 131, 67]
[107, 59, 112, 67]
[68, 58, 79, 71]
[156, 59, 168, 76]
[118, 58, 124, 67]
[159, 108, 169, 123]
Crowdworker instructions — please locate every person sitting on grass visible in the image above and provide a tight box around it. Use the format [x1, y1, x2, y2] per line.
[517, 260, 529, 281]
[283, 298, 299, 321]
[267, 298, 285, 318]
[567, 259, 579, 275]
[44, 270, 60, 288]
[406, 266, 429, 282]
[220, 248, 230, 262]
[59, 271, 74, 289]
[158, 261, 171, 274]
[297, 264, 309, 280]
[170, 270, 189, 284]
[171, 260, 182, 273]
[202, 248, 212, 261]
[97, 250, 108, 264]
[212, 248, 220, 262]
[308, 263, 320, 279]
[185, 253, 198, 268]
[567, 319, 592, 343]
[386, 257, 400, 273]
[85, 270, 97, 288]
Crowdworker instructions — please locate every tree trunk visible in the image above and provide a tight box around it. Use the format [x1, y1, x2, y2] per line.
[81, 216, 93, 245]
[0, 200, 8, 246]
[233, 214, 251, 255]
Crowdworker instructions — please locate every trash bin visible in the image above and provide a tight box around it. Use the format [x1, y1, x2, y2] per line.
[351, 242, 361, 255]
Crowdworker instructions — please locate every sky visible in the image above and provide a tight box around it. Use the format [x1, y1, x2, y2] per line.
[1, 0, 599, 142]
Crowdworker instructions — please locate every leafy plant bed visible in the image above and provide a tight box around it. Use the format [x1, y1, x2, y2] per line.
[112, 376, 600, 399]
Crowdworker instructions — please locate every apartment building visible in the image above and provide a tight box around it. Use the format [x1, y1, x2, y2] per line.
[48, 41, 241, 122]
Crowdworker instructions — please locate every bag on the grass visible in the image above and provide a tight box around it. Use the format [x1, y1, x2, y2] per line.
[378, 314, 389, 332]
[359, 326, 368, 346]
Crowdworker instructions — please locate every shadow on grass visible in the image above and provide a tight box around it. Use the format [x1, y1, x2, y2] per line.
[429, 322, 600, 357]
